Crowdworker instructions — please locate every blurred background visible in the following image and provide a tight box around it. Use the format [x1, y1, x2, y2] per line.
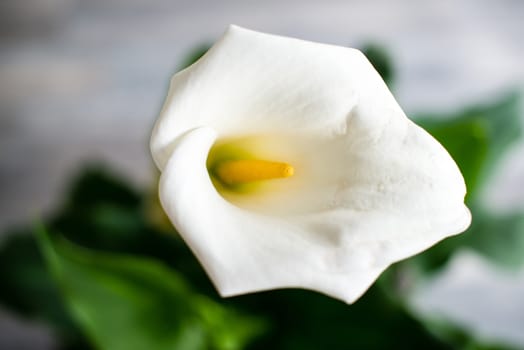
[1, 0, 523, 349]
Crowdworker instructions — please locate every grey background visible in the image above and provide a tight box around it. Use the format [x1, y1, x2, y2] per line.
[1, 0, 523, 348]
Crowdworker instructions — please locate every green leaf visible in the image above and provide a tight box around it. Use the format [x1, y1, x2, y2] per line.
[234, 282, 479, 350]
[45, 166, 215, 296]
[50, 166, 145, 250]
[0, 231, 92, 348]
[65, 166, 142, 210]
[424, 120, 488, 200]
[179, 44, 211, 70]
[417, 92, 522, 202]
[362, 44, 394, 87]
[404, 208, 524, 274]
[37, 228, 264, 350]
[466, 210, 524, 267]
[409, 92, 524, 271]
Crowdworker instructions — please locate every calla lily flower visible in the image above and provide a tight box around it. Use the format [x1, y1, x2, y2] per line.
[150, 26, 471, 303]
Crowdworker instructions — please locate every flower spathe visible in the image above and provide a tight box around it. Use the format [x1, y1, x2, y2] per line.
[151, 25, 471, 303]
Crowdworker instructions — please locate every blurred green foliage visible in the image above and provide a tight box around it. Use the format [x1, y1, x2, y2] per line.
[0, 44, 523, 350]
[179, 44, 212, 70]
[418, 93, 522, 203]
[37, 228, 263, 350]
[362, 44, 394, 87]
[409, 93, 523, 273]
[0, 232, 86, 350]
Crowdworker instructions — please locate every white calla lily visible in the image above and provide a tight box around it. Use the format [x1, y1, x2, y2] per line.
[151, 25, 471, 303]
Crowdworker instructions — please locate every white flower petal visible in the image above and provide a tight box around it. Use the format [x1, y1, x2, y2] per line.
[153, 26, 472, 303]
[160, 127, 384, 302]
[159, 126, 470, 303]
[151, 25, 398, 170]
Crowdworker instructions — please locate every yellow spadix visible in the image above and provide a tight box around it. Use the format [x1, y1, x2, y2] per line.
[214, 159, 294, 185]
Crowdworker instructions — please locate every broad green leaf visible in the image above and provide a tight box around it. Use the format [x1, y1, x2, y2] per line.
[37, 229, 264, 350]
